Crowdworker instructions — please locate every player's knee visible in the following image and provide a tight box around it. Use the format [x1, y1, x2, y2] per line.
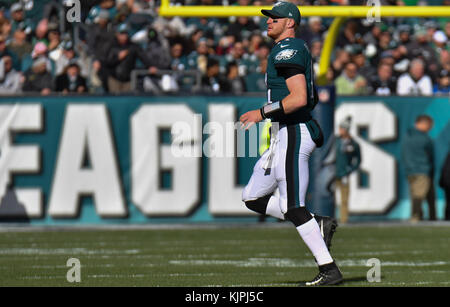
[284, 206, 313, 227]
[244, 194, 272, 215]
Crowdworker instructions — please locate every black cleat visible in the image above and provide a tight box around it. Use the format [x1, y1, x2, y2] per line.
[314, 215, 338, 251]
[305, 262, 343, 286]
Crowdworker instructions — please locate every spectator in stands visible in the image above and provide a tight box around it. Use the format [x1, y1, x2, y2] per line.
[391, 44, 410, 77]
[222, 41, 258, 77]
[431, 30, 448, 57]
[86, 9, 115, 92]
[439, 50, 450, 75]
[369, 62, 397, 96]
[21, 41, 55, 75]
[378, 50, 396, 70]
[363, 23, 382, 47]
[247, 32, 264, 55]
[225, 16, 259, 42]
[1, 32, 21, 70]
[113, 2, 131, 27]
[200, 57, 224, 93]
[185, 29, 205, 56]
[297, 16, 324, 45]
[186, 17, 221, 43]
[0, 55, 22, 95]
[46, 22, 61, 53]
[444, 21, 450, 41]
[0, 15, 11, 38]
[9, 3, 27, 34]
[222, 61, 246, 94]
[244, 41, 268, 92]
[152, 12, 195, 40]
[170, 41, 188, 71]
[374, 30, 398, 67]
[187, 37, 210, 74]
[144, 27, 172, 70]
[54, 41, 77, 76]
[86, 0, 117, 25]
[401, 115, 436, 222]
[397, 24, 412, 46]
[8, 22, 32, 63]
[55, 60, 87, 94]
[106, 23, 156, 93]
[424, 20, 439, 43]
[407, 28, 438, 72]
[397, 58, 433, 95]
[310, 38, 322, 65]
[22, 56, 53, 95]
[336, 20, 361, 49]
[351, 44, 375, 81]
[331, 49, 350, 79]
[433, 69, 450, 95]
[335, 62, 368, 95]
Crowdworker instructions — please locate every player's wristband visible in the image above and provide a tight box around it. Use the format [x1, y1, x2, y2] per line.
[260, 100, 285, 120]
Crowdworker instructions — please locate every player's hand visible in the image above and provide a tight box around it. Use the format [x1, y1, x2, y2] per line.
[239, 109, 262, 130]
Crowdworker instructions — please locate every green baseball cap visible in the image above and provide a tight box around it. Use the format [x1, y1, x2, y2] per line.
[261, 1, 301, 25]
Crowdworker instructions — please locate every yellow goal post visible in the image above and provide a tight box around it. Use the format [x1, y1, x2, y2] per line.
[159, 1, 450, 84]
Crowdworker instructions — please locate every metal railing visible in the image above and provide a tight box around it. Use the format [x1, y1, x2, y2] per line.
[130, 69, 202, 93]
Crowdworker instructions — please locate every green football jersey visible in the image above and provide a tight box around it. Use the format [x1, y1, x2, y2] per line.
[266, 37, 317, 125]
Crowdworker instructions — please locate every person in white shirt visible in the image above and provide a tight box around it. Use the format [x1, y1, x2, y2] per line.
[0, 55, 22, 95]
[396, 58, 433, 96]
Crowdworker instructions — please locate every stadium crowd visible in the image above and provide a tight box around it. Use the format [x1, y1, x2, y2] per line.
[0, 0, 450, 95]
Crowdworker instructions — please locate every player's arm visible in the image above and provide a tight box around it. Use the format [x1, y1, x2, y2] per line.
[256, 66, 307, 120]
[280, 72, 307, 113]
[239, 73, 307, 130]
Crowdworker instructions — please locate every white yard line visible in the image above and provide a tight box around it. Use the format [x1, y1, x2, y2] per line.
[0, 248, 141, 255]
[169, 258, 450, 268]
[0, 221, 449, 232]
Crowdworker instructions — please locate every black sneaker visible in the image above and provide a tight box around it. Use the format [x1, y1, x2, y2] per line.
[305, 262, 343, 286]
[314, 215, 338, 251]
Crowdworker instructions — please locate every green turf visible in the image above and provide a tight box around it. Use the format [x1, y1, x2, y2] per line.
[0, 225, 449, 286]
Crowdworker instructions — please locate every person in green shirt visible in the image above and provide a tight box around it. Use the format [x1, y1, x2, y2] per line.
[401, 115, 436, 222]
[334, 62, 368, 96]
[334, 116, 361, 224]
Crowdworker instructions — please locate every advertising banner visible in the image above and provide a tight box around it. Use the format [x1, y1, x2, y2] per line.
[0, 95, 447, 224]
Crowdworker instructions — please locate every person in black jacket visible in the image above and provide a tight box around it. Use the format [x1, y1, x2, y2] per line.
[55, 60, 87, 94]
[86, 9, 115, 93]
[439, 149, 450, 220]
[22, 56, 53, 95]
[106, 23, 157, 94]
[369, 62, 397, 96]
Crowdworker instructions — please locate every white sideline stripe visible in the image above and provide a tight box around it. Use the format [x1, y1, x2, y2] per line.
[30, 264, 116, 269]
[88, 274, 146, 278]
[0, 248, 140, 255]
[21, 276, 66, 280]
[169, 258, 450, 268]
[21, 274, 147, 280]
[0, 221, 449, 232]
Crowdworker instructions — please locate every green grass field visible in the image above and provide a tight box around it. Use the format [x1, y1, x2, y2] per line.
[0, 224, 449, 287]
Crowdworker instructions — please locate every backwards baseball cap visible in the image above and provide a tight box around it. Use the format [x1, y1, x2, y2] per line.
[261, 1, 301, 26]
